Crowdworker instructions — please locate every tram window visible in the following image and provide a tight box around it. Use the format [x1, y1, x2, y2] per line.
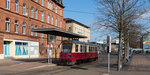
[75, 45, 78, 52]
[83, 45, 85, 52]
[90, 46, 92, 52]
[89, 46, 91, 52]
[62, 43, 72, 53]
[85, 46, 87, 52]
[80, 45, 82, 52]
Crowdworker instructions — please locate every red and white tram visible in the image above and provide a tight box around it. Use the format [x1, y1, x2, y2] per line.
[59, 40, 98, 65]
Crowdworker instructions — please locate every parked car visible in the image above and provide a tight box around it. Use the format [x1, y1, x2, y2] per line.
[146, 50, 150, 54]
[135, 50, 142, 54]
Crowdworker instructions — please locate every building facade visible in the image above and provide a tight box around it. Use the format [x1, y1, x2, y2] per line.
[142, 33, 150, 53]
[64, 18, 91, 42]
[0, 0, 65, 59]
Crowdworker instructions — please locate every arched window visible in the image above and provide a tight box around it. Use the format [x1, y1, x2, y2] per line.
[51, 16, 53, 25]
[35, 9, 38, 19]
[31, 24, 34, 36]
[5, 18, 10, 32]
[47, 15, 50, 23]
[23, 3, 26, 15]
[15, 0, 19, 13]
[55, 18, 57, 26]
[31, 7, 34, 18]
[15, 20, 19, 33]
[6, 0, 10, 10]
[22, 22, 26, 34]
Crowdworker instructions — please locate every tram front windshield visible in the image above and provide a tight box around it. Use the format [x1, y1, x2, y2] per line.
[62, 43, 72, 53]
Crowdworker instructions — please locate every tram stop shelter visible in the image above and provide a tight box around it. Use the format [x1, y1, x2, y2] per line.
[32, 28, 87, 63]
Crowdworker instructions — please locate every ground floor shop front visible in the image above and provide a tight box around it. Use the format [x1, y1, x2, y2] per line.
[0, 39, 39, 59]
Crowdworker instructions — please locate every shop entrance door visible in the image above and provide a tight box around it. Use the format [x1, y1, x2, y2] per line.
[4, 41, 10, 57]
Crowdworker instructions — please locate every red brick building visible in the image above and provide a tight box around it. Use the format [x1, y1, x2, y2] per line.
[0, 0, 65, 59]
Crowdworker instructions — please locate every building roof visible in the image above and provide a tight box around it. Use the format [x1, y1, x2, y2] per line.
[32, 28, 87, 38]
[52, 0, 65, 8]
[64, 18, 90, 28]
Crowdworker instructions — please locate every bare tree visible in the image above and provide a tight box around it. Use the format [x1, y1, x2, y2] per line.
[95, 0, 149, 71]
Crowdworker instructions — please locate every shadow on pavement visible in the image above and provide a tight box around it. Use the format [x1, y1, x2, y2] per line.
[70, 66, 88, 70]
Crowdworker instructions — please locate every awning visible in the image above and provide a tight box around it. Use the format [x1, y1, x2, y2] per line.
[32, 28, 87, 38]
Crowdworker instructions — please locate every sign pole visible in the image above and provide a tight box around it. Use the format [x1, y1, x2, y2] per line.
[107, 35, 111, 73]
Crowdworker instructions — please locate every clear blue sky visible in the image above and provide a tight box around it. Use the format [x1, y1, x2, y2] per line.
[63, 0, 101, 41]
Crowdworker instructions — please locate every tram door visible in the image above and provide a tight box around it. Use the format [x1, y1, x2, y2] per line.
[4, 41, 11, 57]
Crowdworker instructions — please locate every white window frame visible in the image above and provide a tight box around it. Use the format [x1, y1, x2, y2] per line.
[35, 9, 38, 19]
[23, 3, 26, 16]
[15, 0, 19, 13]
[51, 16, 53, 25]
[47, 15, 50, 23]
[41, 11, 44, 21]
[36, 0, 38, 2]
[22, 22, 26, 35]
[41, 26, 44, 37]
[35, 25, 38, 36]
[60, 21, 62, 28]
[55, 18, 57, 26]
[47, 1, 50, 9]
[42, 0, 44, 6]
[50, 3, 53, 10]
[31, 24, 34, 36]
[15, 20, 19, 33]
[55, 6, 57, 13]
[6, 0, 10, 10]
[31, 7, 34, 18]
[60, 9, 62, 16]
[5, 18, 10, 32]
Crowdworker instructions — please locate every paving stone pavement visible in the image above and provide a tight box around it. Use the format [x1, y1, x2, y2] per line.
[122, 54, 150, 72]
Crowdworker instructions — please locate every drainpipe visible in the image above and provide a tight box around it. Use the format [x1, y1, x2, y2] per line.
[27, 0, 30, 59]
